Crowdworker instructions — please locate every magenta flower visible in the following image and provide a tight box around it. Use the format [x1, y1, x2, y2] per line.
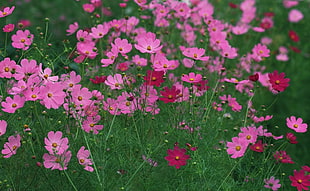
[164, 146, 190, 169]
[43, 150, 72, 170]
[3, 24, 15, 32]
[268, 70, 290, 92]
[289, 9, 303, 23]
[44, 131, 69, 155]
[159, 86, 180, 103]
[226, 137, 249, 158]
[77, 146, 94, 172]
[1, 134, 21, 158]
[0, 120, 7, 136]
[11, 30, 34, 50]
[264, 176, 281, 191]
[0, 6, 15, 18]
[134, 32, 163, 53]
[238, 126, 258, 144]
[181, 72, 202, 83]
[286, 116, 308, 133]
[289, 169, 310, 191]
[1, 95, 25, 113]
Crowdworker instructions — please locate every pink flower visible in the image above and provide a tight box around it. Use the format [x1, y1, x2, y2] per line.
[77, 146, 94, 172]
[182, 47, 209, 61]
[11, 30, 34, 50]
[44, 131, 69, 155]
[264, 176, 281, 191]
[83, 4, 95, 13]
[132, 55, 147, 66]
[3, 24, 15, 32]
[0, 6, 15, 18]
[39, 82, 66, 109]
[238, 126, 258, 144]
[14, 58, 39, 80]
[286, 116, 308, 133]
[105, 73, 124, 90]
[66, 22, 79, 36]
[43, 150, 72, 170]
[112, 38, 132, 56]
[90, 23, 109, 39]
[226, 137, 248, 158]
[1, 95, 25, 113]
[134, 32, 163, 53]
[0, 120, 7, 136]
[0, 57, 18, 79]
[82, 115, 104, 134]
[164, 146, 190, 169]
[251, 43, 270, 61]
[1, 134, 21, 158]
[283, 0, 299, 8]
[289, 9, 303, 23]
[181, 72, 202, 83]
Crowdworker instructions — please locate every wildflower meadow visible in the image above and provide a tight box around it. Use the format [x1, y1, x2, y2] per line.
[0, 0, 310, 190]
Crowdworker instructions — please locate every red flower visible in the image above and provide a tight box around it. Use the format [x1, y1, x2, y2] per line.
[268, 70, 290, 92]
[289, 170, 310, 191]
[248, 73, 259, 82]
[289, 30, 300, 42]
[144, 70, 165, 87]
[90, 76, 107, 84]
[286, 133, 298, 144]
[264, 12, 275, 17]
[159, 86, 180, 103]
[228, 2, 238, 8]
[290, 46, 301, 53]
[249, 140, 266, 152]
[164, 146, 190, 169]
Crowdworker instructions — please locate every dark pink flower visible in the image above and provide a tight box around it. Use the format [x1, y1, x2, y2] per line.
[164, 146, 190, 169]
[3, 24, 15, 32]
[268, 70, 290, 92]
[274, 150, 294, 164]
[289, 169, 310, 191]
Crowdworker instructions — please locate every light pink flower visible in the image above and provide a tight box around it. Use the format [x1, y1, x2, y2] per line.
[11, 30, 34, 50]
[83, 4, 95, 13]
[286, 116, 308, 133]
[182, 47, 209, 61]
[44, 131, 69, 155]
[0, 120, 7, 136]
[283, 0, 299, 8]
[43, 150, 71, 170]
[82, 115, 104, 134]
[134, 32, 163, 53]
[105, 73, 124, 90]
[1, 95, 25, 113]
[77, 146, 94, 172]
[1, 134, 21, 158]
[39, 82, 66, 109]
[288, 9, 303, 23]
[264, 176, 281, 190]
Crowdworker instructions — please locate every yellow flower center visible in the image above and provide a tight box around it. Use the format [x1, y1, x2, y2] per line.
[275, 80, 280, 84]
[52, 143, 57, 148]
[12, 103, 17, 108]
[175, 156, 180, 160]
[235, 146, 241, 151]
[293, 124, 298, 128]
[147, 46, 151, 51]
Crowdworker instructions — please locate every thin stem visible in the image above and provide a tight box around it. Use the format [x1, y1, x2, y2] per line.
[63, 170, 78, 191]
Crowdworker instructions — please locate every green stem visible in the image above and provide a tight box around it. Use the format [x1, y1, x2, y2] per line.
[63, 170, 78, 191]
